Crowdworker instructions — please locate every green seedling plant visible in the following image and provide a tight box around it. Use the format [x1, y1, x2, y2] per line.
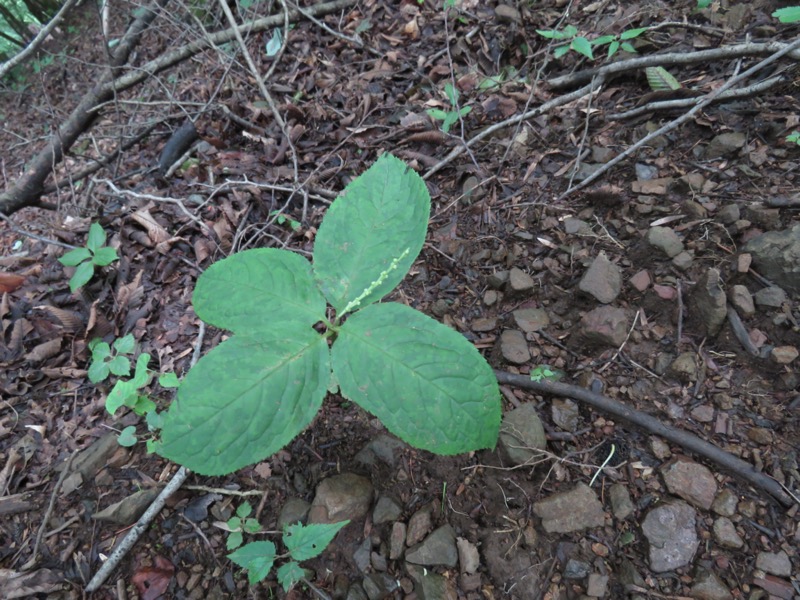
[787, 131, 800, 146]
[427, 83, 472, 134]
[529, 364, 565, 383]
[89, 334, 178, 447]
[269, 210, 301, 231]
[154, 153, 501, 480]
[536, 25, 648, 60]
[58, 222, 119, 292]
[224, 502, 262, 551]
[228, 518, 349, 589]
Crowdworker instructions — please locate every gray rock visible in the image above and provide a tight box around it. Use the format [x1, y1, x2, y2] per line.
[770, 346, 798, 365]
[362, 573, 399, 600]
[704, 132, 745, 159]
[635, 163, 658, 180]
[372, 496, 402, 525]
[729, 285, 755, 316]
[487, 270, 509, 289]
[353, 537, 372, 573]
[744, 224, 800, 293]
[587, 573, 609, 597]
[407, 564, 457, 600]
[456, 537, 480, 574]
[618, 558, 646, 588]
[389, 521, 406, 560]
[672, 251, 693, 270]
[551, 398, 580, 432]
[532, 482, 606, 533]
[564, 558, 591, 578]
[471, 316, 497, 332]
[668, 352, 699, 383]
[579, 251, 622, 303]
[662, 458, 718, 510]
[754, 285, 788, 308]
[580, 306, 633, 347]
[494, 3, 521, 24]
[405, 525, 458, 568]
[711, 489, 738, 517]
[371, 551, 387, 571]
[641, 500, 699, 572]
[646, 226, 684, 258]
[347, 583, 369, 600]
[689, 268, 727, 336]
[513, 308, 550, 332]
[609, 483, 635, 520]
[355, 434, 408, 468]
[716, 204, 740, 225]
[691, 569, 732, 600]
[499, 329, 531, 364]
[564, 217, 592, 234]
[309, 473, 373, 524]
[508, 267, 535, 292]
[498, 403, 546, 467]
[278, 497, 310, 529]
[755, 550, 792, 577]
[406, 508, 432, 546]
[712, 517, 744, 549]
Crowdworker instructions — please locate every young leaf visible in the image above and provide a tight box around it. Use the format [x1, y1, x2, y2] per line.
[426, 108, 448, 121]
[458, 106, 472, 118]
[237, 502, 253, 518]
[58, 247, 92, 267]
[92, 246, 118, 267]
[159, 372, 180, 388]
[193, 248, 327, 333]
[535, 29, 560, 39]
[132, 395, 156, 416]
[156, 327, 330, 475]
[283, 521, 349, 561]
[106, 379, 140, 415]
[86, 222, 107, 253]
[773, 6, 800, 22]
[444, 82, 459, 106]
[88, 360, 110, 384]
[265, 29, 282, 56]
[608, 40, 620, 57]
[571, 36, 594, 59]
[591, 35, 615, 46]
[131, 353, 152, 388]
[333, 302, 501, 454]
[276, 561, 305, 592]
[620, 27, 648, 39]
[442, 112, 459, 133]
[107, 355, 131, 377]
[227, 530, 244, 550]
[69, 261, 95, 292]
[645, 66, 681, 91]
[145, 410, 163, 430]
[113, 334, 136, 355]
[117, 426, 137, 447]
[228, 541, 277, 585]
[554, 44, 570, 58]
[243, 518, 261, 534]
[313, 154, 431, 314]
[620, 42, 637, 53]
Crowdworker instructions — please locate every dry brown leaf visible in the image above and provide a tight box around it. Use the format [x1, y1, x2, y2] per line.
[25, 337, 62, 363]
[131, 208, 170, 245]
[0, 272, 24, 293]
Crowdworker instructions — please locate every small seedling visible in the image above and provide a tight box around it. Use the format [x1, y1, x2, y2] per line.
[787, 131, 800, 146]
[773, 6, 800, 22]
[224, 502, 262, 551]
[228, 519, 349, 589]
[58, 222, 118, 292]
[536, 25, 648, 60]
[269, 210, 301, 231]
[154, 154, 501, 477]
[529, 364, 565, 382]
[88, 334, 136, 383]
[590, 27, 649, 58]
[427, 83, 472, 134]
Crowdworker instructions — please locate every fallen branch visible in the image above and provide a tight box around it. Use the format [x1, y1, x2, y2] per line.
[494, 370, 796, 508]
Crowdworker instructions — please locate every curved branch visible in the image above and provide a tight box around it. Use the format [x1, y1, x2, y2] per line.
[495, 371, 795, 508]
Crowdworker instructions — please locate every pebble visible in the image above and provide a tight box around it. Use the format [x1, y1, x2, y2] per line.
[755, 550, 792, 577]
[308, 473, 373, 524]
[498, 403, 546, 466]
[645, 226, 684, 257]
[712, 517, 744, 549]
[532, 482, 606, 533]
[579, 306, 632, 347]
[629, 269, 651, 291]
[770, 345, 798, 365]
[507, 267, 534, 292]
[711, 488, 738, 517]
[499, 329, 531, 364]
[641, 500, 699, 572]
[691, 569, 733, 600]
[586, 573, 609, 597]
[456, 537, 480, 574]
[754, 286, 787, 308]
[689, 268, 727, 337]
[405, 524, 458, 568]
[405, 508, 432, 546]
[551, 398, 580, 432]
[578, 251, 622, 303]
[729, 284, 755, 316]
[661, 458, 718, 509]
[372, 496, 402, 525]
[512, 307, 550, 332]
[389, 521, 406, 560]
[609, 483, 635, 520]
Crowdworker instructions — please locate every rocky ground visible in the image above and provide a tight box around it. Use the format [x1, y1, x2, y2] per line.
[0, 0, 799, 599]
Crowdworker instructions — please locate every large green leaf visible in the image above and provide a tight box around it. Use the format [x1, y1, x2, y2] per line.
[228, 541, 276, 585]
[332, 303, 501, 454]
[156, 325, 330, 475]
[313, 154, 430, 314]
[194, 248, 326, 333]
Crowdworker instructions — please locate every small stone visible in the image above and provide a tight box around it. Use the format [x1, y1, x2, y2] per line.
[487, 270, 509, 289]
[483, 289, 499, 306]
[407, 564, 457, 600]
[346, 582, 369, 600]
[355, 434, 408, 468]
[618, 558, 646, 588]
[630, 270, 651, 292]
[690, 405, 714, 422]
[609, 483, 634, 520]
[309, 473, 373, 524]
[586, 573, 609, 597]
[716, 204, 740, 225]
[770, 346, 798, 365]
[662, 458, 717, 510]
[747, 427, 772, 445]
[641, 500, 699, 572]
[406, 508, 432, 546]
[744, 223, 800, 294]
[532, 482, 606, 533]
[729, 285, 755, 316]
[512, 308, 550, 332]
[564, 558, 591, 579]
[498, 403, 546, 467]
[711, 489, 738, 517]
[689, 268, 727, 336]
[754, 286, 787, 308]
[471, 317, 497, 332]
[494, 3, 521, 23]
[752, 574, 795, 599]
[372, 496, 402, 525]
[551, 398, 580, 432]
[499, 329, 531, 364]
[405, 525, 458, 568]
[712, 517, 744, 549]
[755, 551, 792, 577]
[672, 251, 693, 270]
[278, 497, 311, 529]
[508, 267, 534, 292]
[389, 522, 406, 560]
[456, 537, 480, 574]
[704, 132, 745, 159]
[646, 226, 684, 258]
[353, 538, 372, 573]
[691, 569, 732, 600]
[564, 217, 591, 234]
[362, 573, 398, 600]
[668, 352, 699, 383]
[579, 251, 622, 303]
[580, 306, 632, 347]
[650, 437, 672, 460]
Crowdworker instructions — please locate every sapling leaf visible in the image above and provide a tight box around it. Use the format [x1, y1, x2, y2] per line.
[106, 379, 139, 415]
[228, 541, 276, 585]
[145, 410, 163, 430]
[773, 6, 800, 22]
[237, 502, 253, 518]
[131, 353, 152, 387]
[159, 372, 180, 388]
[132, 395, 156, 416]
[620, 27, 648, 39]
[117, 426, 137, 447]
[113, 334, 136, 355]
[608, 41, 620, 57]
[333, 302, 501, 454]
[193, 248, 326, 333]
[227, 530, 244, 550]
[243, 519, 261, 534]
[591, 35, 615, 46]
[69, 261, 95, 292]
[283, 521, 349, 561]
[156, 327, 330, 475]
[59, 247, 92, 267]
[277, 561, 306, 592]
[442, 113, 459, 133]
[427, 108, 448, 121]
[107, 355, 131, 377]
[313, 154, 430, 314]
[86, 222, 107, 252]
[571, 37, 594, 59]
[92, 246, 118, 266]
[88, 360, 110, 384]
[444, 82, 459, 106]
[554, 44, 570, 58]
[620, 42, 637, 53]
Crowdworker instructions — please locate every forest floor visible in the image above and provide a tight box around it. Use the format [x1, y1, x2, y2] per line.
[0, 0, 799, 598]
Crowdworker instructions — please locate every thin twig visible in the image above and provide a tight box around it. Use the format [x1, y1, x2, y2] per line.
[0, 211, 76, 250]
